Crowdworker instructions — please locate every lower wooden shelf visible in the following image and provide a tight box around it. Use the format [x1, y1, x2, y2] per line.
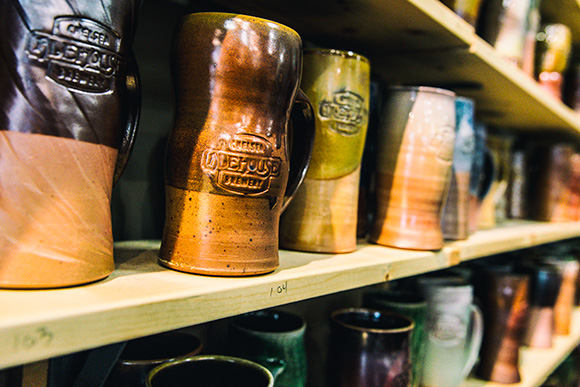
[466, 309, 580, 387]
[1, 221, 580, 369]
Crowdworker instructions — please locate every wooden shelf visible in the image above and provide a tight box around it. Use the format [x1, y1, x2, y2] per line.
[466, 309, 580, 387]
[1, 221, 580, 369]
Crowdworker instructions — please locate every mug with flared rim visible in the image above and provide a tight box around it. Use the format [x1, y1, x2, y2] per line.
[146, 355, 274, 387]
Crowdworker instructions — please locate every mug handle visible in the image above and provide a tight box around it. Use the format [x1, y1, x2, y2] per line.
[461, 303, 484, 379]
[112, 50, 141, 185]
[281, 89, 315, 212]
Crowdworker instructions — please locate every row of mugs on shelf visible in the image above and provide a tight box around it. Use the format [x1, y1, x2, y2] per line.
[0, 6, 573, 289]
[42, 242, 579, 387]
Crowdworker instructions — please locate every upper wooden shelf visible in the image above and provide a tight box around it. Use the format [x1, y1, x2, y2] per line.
[209, 0, 580, 137]
[2, 221, 580, 370]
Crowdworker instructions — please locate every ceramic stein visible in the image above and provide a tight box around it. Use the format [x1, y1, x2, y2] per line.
[442, 96, 476, 240]
[506, 144, 529, 219]
[419, 280, 484, 387]
[228, 310, 307, 387]
[0, 0, 140, 288]
[159, 13, 315, 276]
[541, 256, 580, 335]
[146, 355, 274, 387]
[279, 48, 370, 253]
[362, 290, 427, 387]
[519, 262, 562, 348]
[326, 308, 413, 387]
[105, 331, 203, 387]
[536, 24, 572, 100]
[475, 267, 530, 384]
[370, 86, 456, 251]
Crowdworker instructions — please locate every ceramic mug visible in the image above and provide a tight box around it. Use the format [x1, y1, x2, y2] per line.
[279, 48, 370, 253]
[326, 308, 413, 387]
[468, 121, 494, 234]
[0, 0, 140, 289]
[442, 96, 476, 240]
[159, 12, 315, 276]
[362, 290, 427, 387]
[105, 331, 203, 387]
[146, 355, 274, 387]
[228, 310, 307, 387]
[475, 266, 530, 384]
[541, 256, 580, 335]
[536, 24, 572, 100]
[418, 279, 484, 387]
[440, 0, 484, 27]
[370, 86, 456, 251]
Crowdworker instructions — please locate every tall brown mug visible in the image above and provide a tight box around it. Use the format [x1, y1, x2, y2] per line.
[159, 13, 315, 276]
[0, 0, 141, 288]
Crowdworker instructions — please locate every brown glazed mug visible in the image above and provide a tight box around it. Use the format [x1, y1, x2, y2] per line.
[370, 86, 456, 250]
[105, 331, 203, 387]
[475, 267, 530, 384]
[279, 48, 370, 253]
[0, 0, 140, 288]
[146, 355, 274, 387]
[326, 308, 413, 387]
[159, 13, 315, 276]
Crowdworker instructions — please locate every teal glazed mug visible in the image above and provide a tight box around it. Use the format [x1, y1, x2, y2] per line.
[159, 12, 315, 277]
[146, 355, 275, 387]
[0, 0, 140, 288]
[228, 309, 307, 387]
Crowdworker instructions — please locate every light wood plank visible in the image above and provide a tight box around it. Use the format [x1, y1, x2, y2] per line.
[1, 221, 580, 369]
[466, 309, 580, 387]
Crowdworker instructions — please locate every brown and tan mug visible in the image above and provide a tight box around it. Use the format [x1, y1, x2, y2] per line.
[0, 0, 140, 288]
[370, 86, 456, 251]
[159, 13, 315, 276]
[279, 48, 370, 253]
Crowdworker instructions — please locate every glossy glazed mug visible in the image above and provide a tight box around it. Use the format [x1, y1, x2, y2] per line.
[159, 13, 315, 276]
[370, 86, 456, 251]
[0, 0, 140, 288]
[475, 267, 529, 384]
[419, 280, 484, 387]
[105, 331, 203, 387]
[536, 24, 572, 100]
[542, 256, 580, 335]
[326, 308, 413, 387]
[442, 96, 475, 240]
[146, 355, 274, 387]
[228, 310, 307, 387]
[362, 290, 427, 387]
[279, 48, 370, 253]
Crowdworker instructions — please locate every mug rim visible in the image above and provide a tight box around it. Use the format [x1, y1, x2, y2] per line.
[303, 48, 369, 63]
[331, 307, 415, 334]
[117, 331, 203, 366]
[388, 85, 456, 98]
[181, 12, 301, 40]
[231, 309, 306, 334]
[146, 355, 274, 387]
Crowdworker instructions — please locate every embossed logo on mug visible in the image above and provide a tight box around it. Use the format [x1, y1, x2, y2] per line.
[201, 134, 282, 195]
[319, 90, 367, 136]
[26, 17, 124, 93]
[429, 126, 455, 164]
[428, 314, 467, 346]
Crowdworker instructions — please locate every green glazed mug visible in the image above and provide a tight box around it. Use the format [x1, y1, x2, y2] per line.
[279, 48, 370, 253]
[228, 310, 307, 387]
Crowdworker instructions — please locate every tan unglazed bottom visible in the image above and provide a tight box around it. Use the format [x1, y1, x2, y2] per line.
[0, 131, 117, 289]
[279, 168, 360, 253]
[159, 186, 280, 276]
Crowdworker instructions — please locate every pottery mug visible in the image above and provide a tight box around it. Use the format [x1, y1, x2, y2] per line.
[370, 86, 456, 251]
[228, 310, 307, 387]
[159, 12, 315, 276]
[439, 0, 484, 27]
[442, 96, 476, 240]
[326, 308, 413, 387]
[419, 280, 484, 387]
[362, 290, 427, 387]
[0, 0, 140, 288]
[536, 24, 572, 100]
[475, 266, 530, 384]
[105, 331, 203, 387]
[279, 48, 370, 253]
[541, 256, 580, 335]
[146, 355, 275, 387]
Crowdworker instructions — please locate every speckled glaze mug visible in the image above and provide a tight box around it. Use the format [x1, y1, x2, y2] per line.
[370, 86, 456, 250]
[279, 48, 370, 253]
[0, 0, 140, 288]
[159, 13, 315, 276]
